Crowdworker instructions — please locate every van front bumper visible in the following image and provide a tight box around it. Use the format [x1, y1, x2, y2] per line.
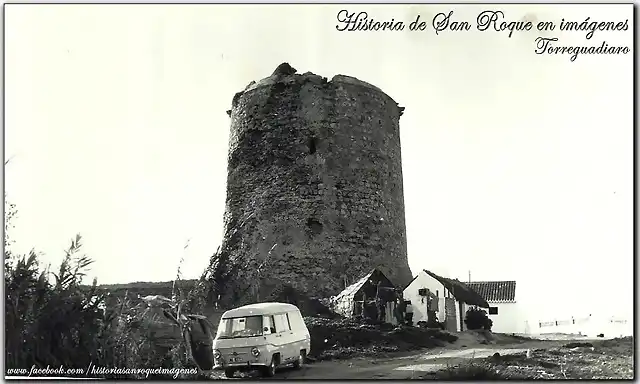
[213, 361, 268, 371]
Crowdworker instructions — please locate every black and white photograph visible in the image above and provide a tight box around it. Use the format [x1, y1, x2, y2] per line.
[3, 2, 634, 380]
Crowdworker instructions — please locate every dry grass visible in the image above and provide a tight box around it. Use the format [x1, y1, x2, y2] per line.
[421, 337, 635, 380]
[536, 337, 632, 379]
[421, 362, 527, 380]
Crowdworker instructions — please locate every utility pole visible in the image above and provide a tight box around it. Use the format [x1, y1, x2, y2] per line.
[468, 271, 471, 283]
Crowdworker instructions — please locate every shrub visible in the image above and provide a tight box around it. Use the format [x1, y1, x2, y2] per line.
[4, 199, 213, 378]
[5, 236, 104, 369]
[4, 234, 195, 378]
[464, 307, 493, 331]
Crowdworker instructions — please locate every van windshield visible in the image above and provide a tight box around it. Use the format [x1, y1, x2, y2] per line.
[217, 315, 263, 339]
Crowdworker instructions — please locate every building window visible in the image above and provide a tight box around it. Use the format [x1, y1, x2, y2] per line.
[489, 306, 498, 315]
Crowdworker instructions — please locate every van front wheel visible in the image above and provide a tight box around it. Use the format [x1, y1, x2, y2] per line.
[224, 369, 236, 378]
[262, 357, 277, 377]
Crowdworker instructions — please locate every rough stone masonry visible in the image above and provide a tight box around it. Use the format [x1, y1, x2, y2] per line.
[214, 63, 414, 302]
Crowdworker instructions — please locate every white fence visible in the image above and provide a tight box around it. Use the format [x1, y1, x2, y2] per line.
[533, 315, 631, 337]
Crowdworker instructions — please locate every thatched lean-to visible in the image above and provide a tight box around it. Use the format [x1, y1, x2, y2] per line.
[330, 268, 399, 322]
[422, 269, 489, 308]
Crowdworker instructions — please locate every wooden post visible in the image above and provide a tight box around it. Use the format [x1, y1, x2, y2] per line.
[458, 301, 464, 331]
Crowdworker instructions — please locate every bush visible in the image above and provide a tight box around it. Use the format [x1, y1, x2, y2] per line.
[4, 234, 196, 378]
[3, 194, 217, 378]
[464, 307, 493, 331]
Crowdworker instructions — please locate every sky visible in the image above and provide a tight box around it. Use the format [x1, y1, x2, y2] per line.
[4, 4, 634, 325]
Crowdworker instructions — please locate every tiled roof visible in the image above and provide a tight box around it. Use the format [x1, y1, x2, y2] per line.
[467, 281, 516, 302]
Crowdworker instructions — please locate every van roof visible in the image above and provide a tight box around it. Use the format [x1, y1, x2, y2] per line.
[222, 302, 300, 318]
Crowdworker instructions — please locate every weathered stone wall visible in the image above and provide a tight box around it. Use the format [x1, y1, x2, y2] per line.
[216, 64, 413, 301]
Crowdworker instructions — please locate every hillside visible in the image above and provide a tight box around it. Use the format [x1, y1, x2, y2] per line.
[96, 279, 199, 299]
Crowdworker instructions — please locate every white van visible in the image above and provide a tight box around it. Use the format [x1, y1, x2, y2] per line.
[212, 302, 311, 378]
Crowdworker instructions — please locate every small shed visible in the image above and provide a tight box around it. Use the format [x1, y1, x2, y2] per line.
[330, 268, 400, 324]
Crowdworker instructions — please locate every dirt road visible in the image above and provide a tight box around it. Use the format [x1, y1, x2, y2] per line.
[214, 335, 633, 380]
[275, 346, 531, 379]
[251, 338, 570, 380]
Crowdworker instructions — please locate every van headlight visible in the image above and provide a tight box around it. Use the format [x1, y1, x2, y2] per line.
[213, 349, 221, 359]
[251, 347, 260, 357]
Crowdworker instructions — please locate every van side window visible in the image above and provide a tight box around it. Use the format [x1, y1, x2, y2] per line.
[273, 313, 290, 333]
[286, 311, 302, 331]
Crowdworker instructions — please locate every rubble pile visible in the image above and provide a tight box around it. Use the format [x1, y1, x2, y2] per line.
[304, 317, 458, 361]
[261, 283, 337, 318]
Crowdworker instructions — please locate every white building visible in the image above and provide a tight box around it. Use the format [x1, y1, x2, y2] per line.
[466, 281, 522, 334]
[403, 269, 489, 332]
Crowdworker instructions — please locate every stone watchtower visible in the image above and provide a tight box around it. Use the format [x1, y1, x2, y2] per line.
[215, 63, 413, 301]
